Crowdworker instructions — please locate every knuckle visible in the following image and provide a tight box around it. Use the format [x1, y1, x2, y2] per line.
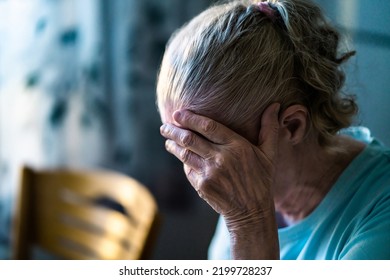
[164, 140, 173, 152]
[196, 189, 206, 200]
[202, 119, 217, 133]
[160, 124, 170, 136]
[164, 140, 170, 151]
[180, 131, 194, 147]
[180, 148, 191, 163]
[199, 170, 214, 189]
[202, 168, 217, 184]
[197, 177, 210, 192]
[214, 154, 225, 168]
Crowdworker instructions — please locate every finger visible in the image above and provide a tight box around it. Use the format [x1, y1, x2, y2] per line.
[160, 123, 215, 159]
[172, 110, 238, 145]
[183, 164, 199, 190]
[165, 139, 203, 172]
[184, 165, 229, 214]
[183, 165, 209, 201]
[258, 103, 280, 160]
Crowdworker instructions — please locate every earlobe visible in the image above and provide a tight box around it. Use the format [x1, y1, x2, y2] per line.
[280, 105, 308, 145]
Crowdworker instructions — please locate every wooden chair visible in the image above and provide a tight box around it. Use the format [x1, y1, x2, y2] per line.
[12, 166, 159, 260]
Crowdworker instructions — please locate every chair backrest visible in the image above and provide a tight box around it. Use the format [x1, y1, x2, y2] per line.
[12, 166, 159, 260]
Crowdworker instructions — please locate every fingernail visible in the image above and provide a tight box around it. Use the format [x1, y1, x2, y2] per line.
[160, 124, 167, 135]
[165, 139, 171, 151]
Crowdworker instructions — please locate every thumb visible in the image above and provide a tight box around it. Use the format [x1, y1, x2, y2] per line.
[258, 103, 280, 160]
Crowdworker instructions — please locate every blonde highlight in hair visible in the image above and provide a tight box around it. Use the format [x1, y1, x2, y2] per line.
[157, 0, 357, 146]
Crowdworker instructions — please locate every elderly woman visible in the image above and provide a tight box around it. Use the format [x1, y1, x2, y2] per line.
[157, 0, 390, 259]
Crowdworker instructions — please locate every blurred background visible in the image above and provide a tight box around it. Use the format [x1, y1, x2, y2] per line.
[0, 0, 389, 259]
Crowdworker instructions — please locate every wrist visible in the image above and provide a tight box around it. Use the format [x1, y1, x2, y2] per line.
[224, 206, 276, 233]
[224, 207, 280, 259]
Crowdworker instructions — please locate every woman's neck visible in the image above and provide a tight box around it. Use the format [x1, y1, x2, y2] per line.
[273, 135, 365, 226]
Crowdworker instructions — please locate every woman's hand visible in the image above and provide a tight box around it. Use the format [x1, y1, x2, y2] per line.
[160, 103, 281, 259]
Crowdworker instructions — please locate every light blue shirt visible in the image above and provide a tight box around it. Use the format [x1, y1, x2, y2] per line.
[208, 127, 390, 259]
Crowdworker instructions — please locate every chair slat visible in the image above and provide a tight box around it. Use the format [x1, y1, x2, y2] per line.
[12, 166, 159, 260]
[37, 224, 140, 260]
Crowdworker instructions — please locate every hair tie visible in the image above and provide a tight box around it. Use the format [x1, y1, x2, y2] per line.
[257, 1, 289, 30]
[258, 2, 276, 20]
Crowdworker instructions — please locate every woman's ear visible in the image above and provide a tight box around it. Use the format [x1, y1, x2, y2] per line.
[279, 105, 308, 145]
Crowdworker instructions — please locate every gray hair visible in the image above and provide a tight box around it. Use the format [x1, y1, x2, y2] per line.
[157, 0, 357, 146]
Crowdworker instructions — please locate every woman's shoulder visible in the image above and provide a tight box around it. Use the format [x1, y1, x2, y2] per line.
[339, 126, 373, 144]
[340, 126, 390, 164]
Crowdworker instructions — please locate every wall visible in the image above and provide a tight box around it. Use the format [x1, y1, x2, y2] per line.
[316, 0, 390, 145]
[0, 0, 216, 260]
[1, 0, 389, 260]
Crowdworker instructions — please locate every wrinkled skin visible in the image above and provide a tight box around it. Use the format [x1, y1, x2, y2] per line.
[160, 103, 281, 259]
